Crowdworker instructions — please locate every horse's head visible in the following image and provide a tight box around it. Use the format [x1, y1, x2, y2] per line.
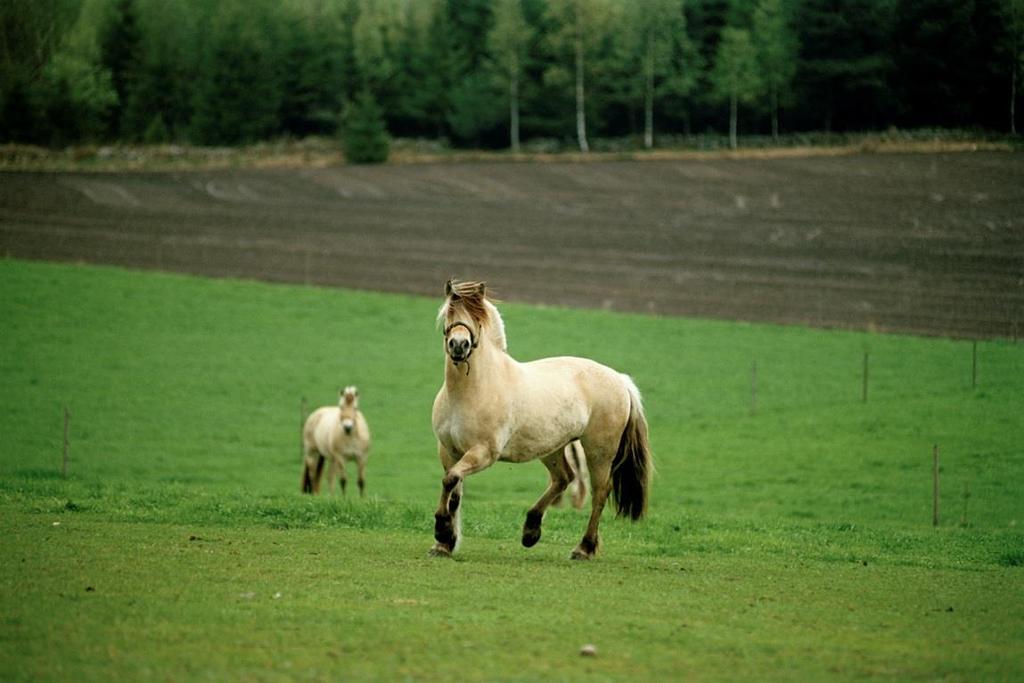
[440, 279, 491, 366]
[338, 386, 359, 435]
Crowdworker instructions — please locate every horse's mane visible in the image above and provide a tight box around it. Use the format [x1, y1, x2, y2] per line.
[437, 279, 507, 352]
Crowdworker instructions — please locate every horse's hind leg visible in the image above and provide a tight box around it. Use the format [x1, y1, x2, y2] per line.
[301, 452, 325, 494]
[522, 450, 574, 548]
[301, 457, 314, 494]
[312, 454, 326, 494]
[567, 440, 589, 509]
[571, 448, 613, 560]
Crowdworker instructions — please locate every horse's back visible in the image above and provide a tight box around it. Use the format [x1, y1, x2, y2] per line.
[304, 407, 338, 453]
[507, 355, 632, 456]
[521, 356, 629, 405]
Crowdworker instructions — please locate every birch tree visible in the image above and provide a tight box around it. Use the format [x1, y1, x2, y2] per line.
[620, 0, 692, 148]
[1003, 0, 1024, 133]
[709, 26, 760, 149]
[545, 0, 613, 152]
[488, 0, 530, 151]
[751, 0, 797, 140]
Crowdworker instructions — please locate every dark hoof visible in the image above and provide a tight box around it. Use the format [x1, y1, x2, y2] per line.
[434, 513, 456, 548]
[522, 509, 543, 548]
[570, 548, 593, 560]
[571, 536, 597, 560]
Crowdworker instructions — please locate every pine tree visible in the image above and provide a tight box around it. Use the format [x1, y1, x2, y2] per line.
[341, 90, 390, 163]
[190, 1, 284, 145]
[794, 0, 896, 131]
[278, 5, 344, 137]
[99, 0, 141, 137]
[121, 1, 197, 142]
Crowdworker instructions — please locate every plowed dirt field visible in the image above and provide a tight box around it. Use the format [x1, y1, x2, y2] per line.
[2, 152, 1021, 338]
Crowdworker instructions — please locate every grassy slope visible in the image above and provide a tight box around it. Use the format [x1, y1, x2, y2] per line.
[1, 259, 1022, 681]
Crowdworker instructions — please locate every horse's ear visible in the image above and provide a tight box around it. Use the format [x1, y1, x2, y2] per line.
[477, 282, 486, 296]
[445, 279, 454, 297]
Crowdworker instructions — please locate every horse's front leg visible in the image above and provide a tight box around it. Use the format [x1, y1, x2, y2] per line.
[356, 457, 366, 497]
[336, 456, 348, 496]
[326, 456, 337, 495]
[522, 450, 574, 548]
[430, 443, 494, 557]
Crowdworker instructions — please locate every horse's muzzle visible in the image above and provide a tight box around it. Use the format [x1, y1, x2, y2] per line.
[447, 337, 471, 362]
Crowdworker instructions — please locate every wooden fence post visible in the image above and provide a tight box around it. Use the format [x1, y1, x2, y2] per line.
[62, 406, 70, 477]
[750, 361, 758, 416]
[862, 352, 869, 403]
[299, 397, 307, 459]
[972, 341, 977, 390]
[960, 480, 970, 527]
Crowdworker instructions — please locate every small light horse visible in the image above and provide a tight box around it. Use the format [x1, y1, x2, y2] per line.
[301, 386, 372, 496]
[430, 280, 652, 560]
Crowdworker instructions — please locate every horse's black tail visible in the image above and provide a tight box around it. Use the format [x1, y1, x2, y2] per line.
[611, 377, 653, 520]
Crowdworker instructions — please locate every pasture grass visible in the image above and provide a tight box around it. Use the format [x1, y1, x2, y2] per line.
[1, 259, 1022, 681]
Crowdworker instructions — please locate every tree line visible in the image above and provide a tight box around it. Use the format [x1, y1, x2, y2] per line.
[2, 0, 1023, 153]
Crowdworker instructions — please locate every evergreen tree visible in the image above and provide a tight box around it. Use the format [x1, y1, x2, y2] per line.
[33, 1, 118, 146]
[709, 26, 760, 148]
[190, 0, 284, 145]
[342, 90, 389, 163]
[892, 0, 978, 128]
[446, 0, 494, 72]
[447, 69, 503, 146]
[794, 0, 897, 131]
[99, 0, 140, 137]
[120, 0, 197, 142]
[420, 0, 460, 138]
[278, 4, 344, 137]
[353, 0, 393, 94]
[0, 0, 81, 143]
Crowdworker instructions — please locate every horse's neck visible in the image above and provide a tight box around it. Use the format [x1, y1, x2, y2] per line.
[444, 341, 511, 396]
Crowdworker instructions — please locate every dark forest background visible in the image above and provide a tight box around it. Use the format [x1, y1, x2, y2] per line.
[2, 0, 1022, 151]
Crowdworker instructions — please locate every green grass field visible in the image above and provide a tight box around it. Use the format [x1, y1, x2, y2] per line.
[1, 259, 1022, 681]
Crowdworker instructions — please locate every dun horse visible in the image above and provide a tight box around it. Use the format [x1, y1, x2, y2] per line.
[301, 386, 372, 496]
[431, 280, 652, 559]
